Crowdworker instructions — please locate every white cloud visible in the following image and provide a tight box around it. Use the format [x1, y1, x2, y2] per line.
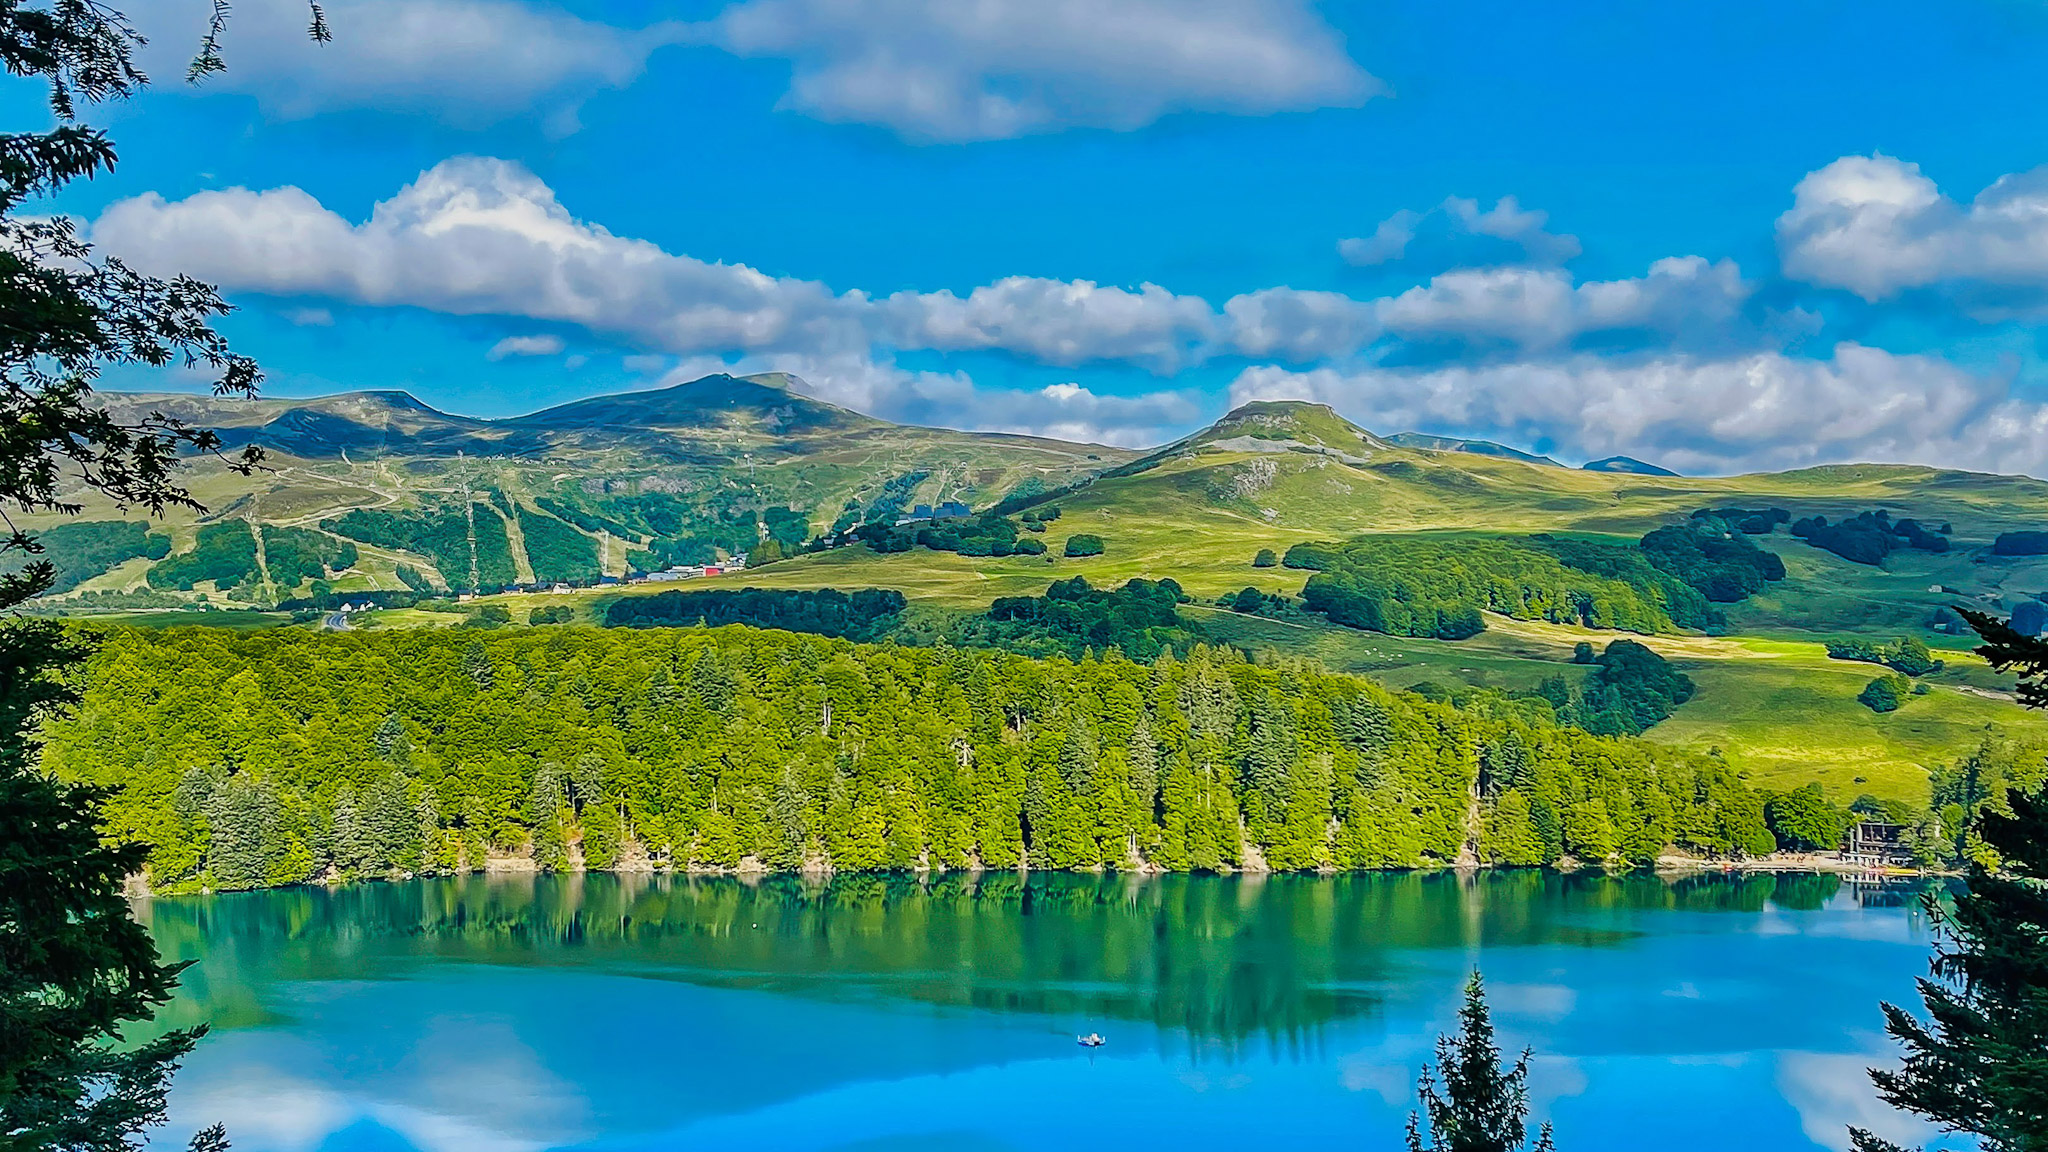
[138, 0, 683, 130]
[702, 0, 1376, 142]
[1779, 153, 2048, 310]
[93, 158, 1226, 371]
[1377, 257, 1752, 351]
[1340, 196, 1581, 268]
[487, 334, 566, 360]
[283, 306, 335, 327]
[884, 277, 1218, 370]
[93, 157, 1780, 379]
[1222, 288, 1379, 361]
[1229, 343, 2048, 476]
[1776, 1050, 1938, 1152]
[94, 157, 873, 357]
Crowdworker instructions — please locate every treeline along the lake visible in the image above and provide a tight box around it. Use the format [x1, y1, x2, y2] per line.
[47, 625, 1790, 893]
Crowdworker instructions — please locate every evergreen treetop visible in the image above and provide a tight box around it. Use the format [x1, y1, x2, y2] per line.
[1407, 972, 1555, 1152]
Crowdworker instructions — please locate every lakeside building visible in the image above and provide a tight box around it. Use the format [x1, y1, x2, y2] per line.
[1841, 820, 1916, 870]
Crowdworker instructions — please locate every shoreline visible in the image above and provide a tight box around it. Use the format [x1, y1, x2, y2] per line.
[127, 853, 1937, 898]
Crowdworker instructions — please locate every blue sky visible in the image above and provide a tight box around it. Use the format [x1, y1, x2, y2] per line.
[25, 0, 2048, 474]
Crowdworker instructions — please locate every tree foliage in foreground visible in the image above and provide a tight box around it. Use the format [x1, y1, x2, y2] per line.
[1850, 610, 2048, 1151]
[0, 3, 325, 1149]
[1407, 972, 1555, 1152]
[1851, 786, 2048, 1152]
[42, 625, 1782, 891]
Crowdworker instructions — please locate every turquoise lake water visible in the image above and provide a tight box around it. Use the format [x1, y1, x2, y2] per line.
[136, 871, 1965, 1151]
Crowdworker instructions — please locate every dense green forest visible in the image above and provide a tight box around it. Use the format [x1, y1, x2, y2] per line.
[326, 504, 516, 590]
[514, 506, 602, 584]
[604, 587, 908, 640]
[262, 525, 359, 587]
[1285, 525, 1784, 640]
[1294, 537, 1690, 638]
[0, 519, 169, 594]
[146, 521, 259, 591]
[45, 624, 1800, 893]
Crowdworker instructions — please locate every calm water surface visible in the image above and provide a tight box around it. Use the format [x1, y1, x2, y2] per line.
[137, 871, 1964, 1152]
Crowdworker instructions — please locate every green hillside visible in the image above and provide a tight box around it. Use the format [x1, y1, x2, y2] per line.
[24, 390, 2048, 807]
[26, 373, 1132, 603]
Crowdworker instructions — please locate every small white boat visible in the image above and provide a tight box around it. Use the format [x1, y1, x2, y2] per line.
[1076, 1032, 1105, 1048]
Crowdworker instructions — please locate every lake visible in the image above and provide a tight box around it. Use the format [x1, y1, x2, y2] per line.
[136, 871, 1964, 1152]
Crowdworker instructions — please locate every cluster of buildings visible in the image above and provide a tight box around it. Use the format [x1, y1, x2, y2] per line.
[894, 501, 971, 527]
[438, 552, 753, 600]
[631, 553, 749, 584]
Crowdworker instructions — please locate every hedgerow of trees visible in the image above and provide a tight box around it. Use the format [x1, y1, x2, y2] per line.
[965, 577, 1200, 661]
[1793, 510, 1949, 565]
[40, 625, 1789, 891]
[604, 587, 908, 640]
[1827, 636, 1943, 677]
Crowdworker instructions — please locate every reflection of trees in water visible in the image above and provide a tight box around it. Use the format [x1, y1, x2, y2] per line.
[137, 870, 1897, 1051]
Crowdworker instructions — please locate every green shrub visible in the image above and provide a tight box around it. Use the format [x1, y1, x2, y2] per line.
[1858, 673, 1912, 713]
[1063, 534, 1105, 558]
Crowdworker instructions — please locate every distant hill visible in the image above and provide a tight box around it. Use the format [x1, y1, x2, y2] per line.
[1153, 400, 1392, 464]
[508, 373, 880, 438]
[36, 380, 2048, 635]
[1583, 455, 1679, 477]
[40, 374, 1135, 601]
[1386, 432, 1562, 467]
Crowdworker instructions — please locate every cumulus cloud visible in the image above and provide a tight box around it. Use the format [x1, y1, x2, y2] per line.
[1779, 154, 2048, 313]
[486, 335, 566, 360]
[702, 0, 1376, 142]
[1221, 288, 1379, 361]
[1377, 257, 1753, 353]
[94, 157, 875, 356]
[883, 278, 1217, 370]
[138, 0, 682, 130]
[1229, 343, 2048, 476]
[93, 156, 1790, 382]
[94, 158, 1233, 371]
[1215, 259, 1754, 364]
[1340, 196, 1581, 269]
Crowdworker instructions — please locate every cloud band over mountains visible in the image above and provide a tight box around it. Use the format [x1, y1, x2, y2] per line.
[92, 151, 2048, 475]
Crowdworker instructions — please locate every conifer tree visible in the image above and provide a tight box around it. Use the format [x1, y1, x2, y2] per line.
[1850, 610, 2048, 1151]
[1407, 972, 1556, 1152]
[0, 5, 325, 1149]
